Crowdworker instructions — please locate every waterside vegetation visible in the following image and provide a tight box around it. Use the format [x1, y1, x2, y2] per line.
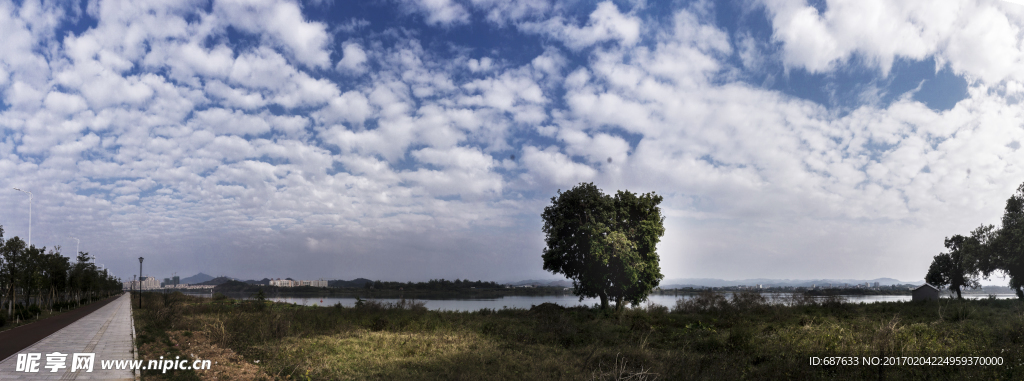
[134, 291, 1023, 380]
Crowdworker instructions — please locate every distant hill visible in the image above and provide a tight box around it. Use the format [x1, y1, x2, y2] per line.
[329, 278, 373, 288]
[197, 276, 238, 286]
[180, 273, 214, 284]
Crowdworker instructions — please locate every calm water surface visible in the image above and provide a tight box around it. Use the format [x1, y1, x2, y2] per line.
[264, 293, 1019, 312]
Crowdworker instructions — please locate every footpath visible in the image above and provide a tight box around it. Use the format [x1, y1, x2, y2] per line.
[0, 293, 136, 380]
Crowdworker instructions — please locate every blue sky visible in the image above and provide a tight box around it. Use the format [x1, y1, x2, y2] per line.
[1, 0, 1023, 283]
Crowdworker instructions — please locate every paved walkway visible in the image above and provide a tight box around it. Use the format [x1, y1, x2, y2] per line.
[0, 293, 136, 380]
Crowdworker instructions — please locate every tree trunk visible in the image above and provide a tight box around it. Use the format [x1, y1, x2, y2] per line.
[599, 293, 609, 310]
[615, 296, 624, 312]
[956, 287, 963, 300]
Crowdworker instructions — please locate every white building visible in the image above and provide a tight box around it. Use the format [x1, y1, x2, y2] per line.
[269, 279, 294, 287]
[161, 284, 215, 290]
[270, 278, 328, 287]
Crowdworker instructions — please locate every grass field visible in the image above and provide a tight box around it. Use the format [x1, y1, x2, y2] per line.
[132, 291, 1024, 380]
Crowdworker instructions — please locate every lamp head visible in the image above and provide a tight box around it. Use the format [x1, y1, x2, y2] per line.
[139, 257, 144, 263]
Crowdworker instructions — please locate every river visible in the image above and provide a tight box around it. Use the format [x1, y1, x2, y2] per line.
[256, 293, 1020, 312]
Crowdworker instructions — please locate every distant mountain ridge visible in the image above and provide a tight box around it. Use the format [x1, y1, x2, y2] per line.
[180, 273, 214, 284]
[197, 276, 239, 286]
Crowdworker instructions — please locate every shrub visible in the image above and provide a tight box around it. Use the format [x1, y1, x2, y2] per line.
[674, 291, 729, 313]
[730, 291, 768, 311]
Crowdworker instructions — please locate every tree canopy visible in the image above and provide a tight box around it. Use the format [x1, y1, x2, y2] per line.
[541, 182, 665, 310]
[925, 182, 1024, 299]
[997, 183, 1024, 298]
[0, 225, 121, 323]
[924, 226, 994, 299]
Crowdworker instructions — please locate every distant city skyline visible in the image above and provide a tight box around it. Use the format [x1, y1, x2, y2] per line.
[2, 0, 1023, 283]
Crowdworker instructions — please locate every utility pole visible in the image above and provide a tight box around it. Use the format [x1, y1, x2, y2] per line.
[138, 257, 144, 309]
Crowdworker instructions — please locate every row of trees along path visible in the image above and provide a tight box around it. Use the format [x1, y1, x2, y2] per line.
[927, 182, 1024, 299]
[0, 225, 122, 325]
[542, 182, 666, 311]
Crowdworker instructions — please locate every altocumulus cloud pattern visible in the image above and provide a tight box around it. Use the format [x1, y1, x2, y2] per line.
[0, 0, 1023, 282]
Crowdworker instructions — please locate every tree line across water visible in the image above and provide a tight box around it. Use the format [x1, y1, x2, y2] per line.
[927, 182, 1024, 299]
[0, 225, 123, 326]
[359, 278, 504, 290]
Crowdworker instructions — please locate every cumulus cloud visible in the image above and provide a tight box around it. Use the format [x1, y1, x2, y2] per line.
[1, 0, 1022, 282]
[214, 0, 333, 69]
[761, 0, 1024, 82]
[470, 0, 551, 25]
[336, 41, 369, 74]
[398, 0, 470, 26]
[519, 1, 641, 50]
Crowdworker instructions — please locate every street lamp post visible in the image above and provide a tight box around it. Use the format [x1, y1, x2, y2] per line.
[12, 188, 32, 247]
[138, 257, 144, 309]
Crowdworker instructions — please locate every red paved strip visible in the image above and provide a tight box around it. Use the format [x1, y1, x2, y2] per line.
[0, 294, 122, 362]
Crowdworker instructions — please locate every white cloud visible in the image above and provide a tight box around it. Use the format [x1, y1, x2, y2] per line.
[2, 0, 1024, 283]
[190, 108, 272, 137]
[519, 1, 641, 50]
[0, 0, 52, 89]
[470, 0, 551, 25]
[205, 80, 267, 110]
[459, 70, 547, 123]
[467, 57, 495, 73]
[762, 0, 1024, 82]
[404, 146, 502, 198]
[43, 91, 88, 115]
[4, 81, 46, 111]
[314, 90, 373, 126]
[519, 145, 597, 187]
[336, 41, 369, 74]
[227, 47, 340, 108]
[398, 0, 470, 26]
[214, 0, 332, 69]
[335, 18, 370, 33]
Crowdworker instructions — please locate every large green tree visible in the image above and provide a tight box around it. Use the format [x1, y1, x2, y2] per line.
[541, 182, 665, 311]
[997, 183, 1024, 298]
[925, 225, 997, 299]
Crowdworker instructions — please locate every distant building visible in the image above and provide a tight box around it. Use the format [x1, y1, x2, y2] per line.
[140, 276, 159, 290]
[269, 278, 328, 288]
[873, 282, 880, 288]
[270, 278, 294, 287]
[912, 284, 940, 301]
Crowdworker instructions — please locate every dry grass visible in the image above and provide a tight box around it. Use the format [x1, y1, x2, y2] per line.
[133, 292, 1024, 380]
